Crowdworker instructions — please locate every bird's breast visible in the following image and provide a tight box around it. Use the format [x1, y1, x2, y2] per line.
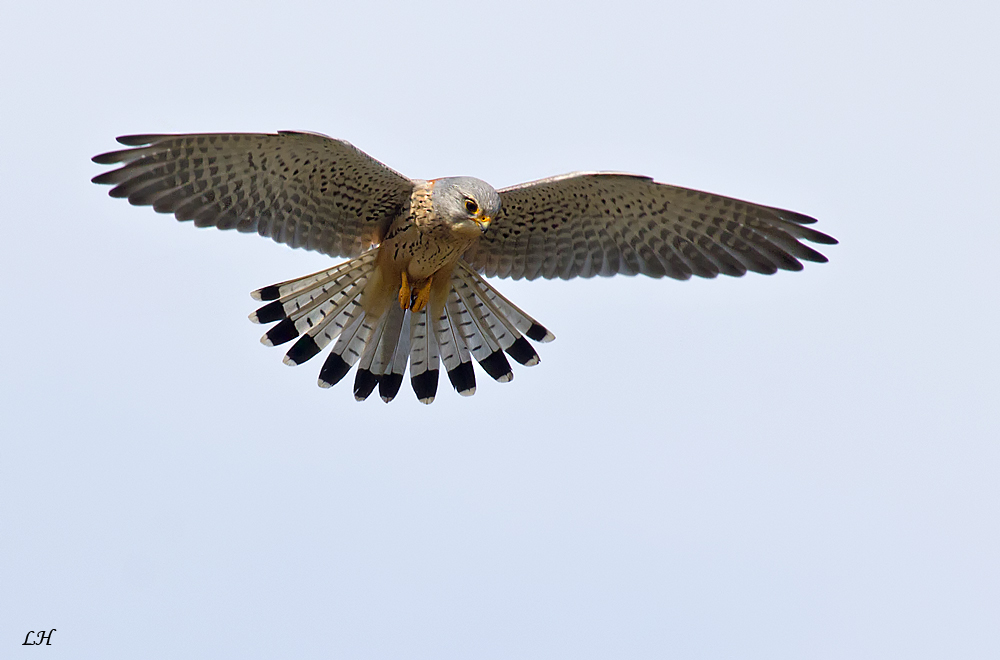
[380, 223, 473, 280]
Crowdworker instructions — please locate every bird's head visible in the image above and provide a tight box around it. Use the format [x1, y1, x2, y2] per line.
[431, 177, 500, 237]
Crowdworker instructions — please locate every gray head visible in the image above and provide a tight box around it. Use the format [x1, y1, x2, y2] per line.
[431, 176, 501, 235]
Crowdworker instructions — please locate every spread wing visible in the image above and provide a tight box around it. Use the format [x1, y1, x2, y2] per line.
[464, 172, 837, 280]
[92, 131, 414, 258]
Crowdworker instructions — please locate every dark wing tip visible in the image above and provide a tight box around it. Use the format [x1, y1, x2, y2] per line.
[771, 208, 838, 245]
[92, 135, 165, 165]
[809, 231, 838, 246]
[91, 151, 124, 165]
[116, 134, 165, 146]
[774, 208, 819, 225]
[91, 170, 119, 185]
[92, 135, 169, 165]
[781, 258, 805, 272]
[789, 225, 839, 246]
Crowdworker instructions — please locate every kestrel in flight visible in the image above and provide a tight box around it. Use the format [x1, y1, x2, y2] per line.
[92, 131, 836, 403]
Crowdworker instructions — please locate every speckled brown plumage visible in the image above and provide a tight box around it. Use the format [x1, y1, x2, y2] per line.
[465, 172, 835, 281]
[92, 131, 413, 257]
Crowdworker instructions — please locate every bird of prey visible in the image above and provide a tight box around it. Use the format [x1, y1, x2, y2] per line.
[92, 131, 836, 404]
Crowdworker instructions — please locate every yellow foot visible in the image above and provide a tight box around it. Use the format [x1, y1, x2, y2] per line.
[411, 278, 433, 313]
[399, 271, 411, 311]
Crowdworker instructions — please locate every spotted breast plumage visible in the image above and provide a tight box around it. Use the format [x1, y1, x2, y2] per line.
[92, 131, 837, 403]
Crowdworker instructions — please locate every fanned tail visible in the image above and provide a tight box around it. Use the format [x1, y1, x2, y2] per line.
[249, 255, 554, 403]
[452, 264, 552, 368]
[427, 265, 554, 399]
[248, 252, 377, 367]
[455, 262, 555, 345]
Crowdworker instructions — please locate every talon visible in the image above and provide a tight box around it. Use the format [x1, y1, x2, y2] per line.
[411, 278, 433, 313]
[399, 271, 411, 310]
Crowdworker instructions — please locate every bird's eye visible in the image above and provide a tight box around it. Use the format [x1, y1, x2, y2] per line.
[465, 199, 479, 214]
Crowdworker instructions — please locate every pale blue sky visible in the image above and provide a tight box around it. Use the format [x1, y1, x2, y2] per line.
[2, 1, 998, 658]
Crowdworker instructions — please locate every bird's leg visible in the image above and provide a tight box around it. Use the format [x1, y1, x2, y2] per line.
[399, 271, 412, 311]
[399, 270, 433, 312]
[411, 277, 433, 313]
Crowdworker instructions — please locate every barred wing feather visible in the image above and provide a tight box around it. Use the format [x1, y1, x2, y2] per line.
[465, 172, 837, 281]
[92, 132, 414, 258]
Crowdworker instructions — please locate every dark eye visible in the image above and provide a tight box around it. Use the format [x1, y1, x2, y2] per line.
[465, 199, 479, 214]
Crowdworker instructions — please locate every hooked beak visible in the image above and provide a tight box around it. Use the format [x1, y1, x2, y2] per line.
[475, 215, 492, 233]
